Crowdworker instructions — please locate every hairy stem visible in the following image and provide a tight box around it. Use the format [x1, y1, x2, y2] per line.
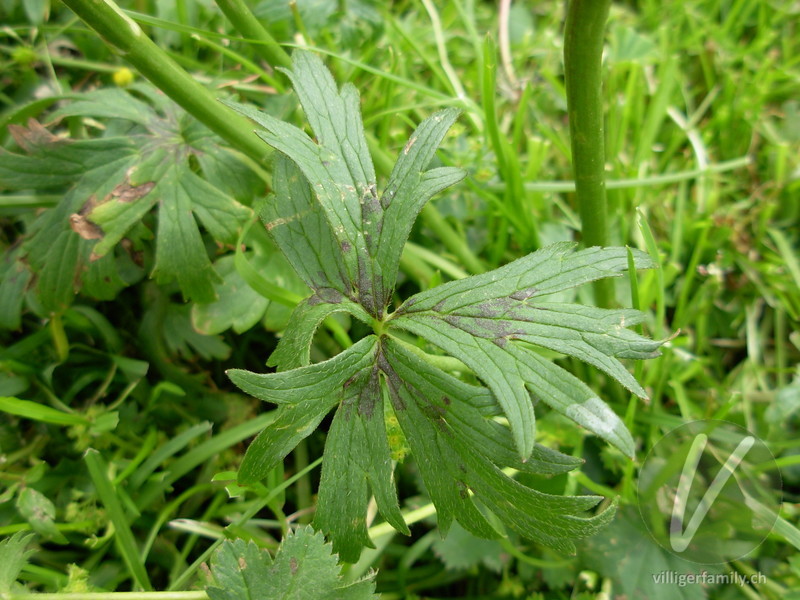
[60, 0, 268, 163]
[563, 0, 613, 306]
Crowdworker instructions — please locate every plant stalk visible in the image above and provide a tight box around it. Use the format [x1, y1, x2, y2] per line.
[3, 594, 208, 600]
[59, 0, 268, 164]
[214, 0, 292, 69]
[563, 0, 613, 306]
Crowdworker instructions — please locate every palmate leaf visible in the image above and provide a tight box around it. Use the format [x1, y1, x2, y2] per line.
[227, 49, 661, 562]
[0, 88, 255, 318]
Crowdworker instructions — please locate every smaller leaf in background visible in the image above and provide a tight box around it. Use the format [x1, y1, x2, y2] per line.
[0, 531, 36, 594]
[163, 304, 230, 361]
[433, 521, 506, 573]
[0, 250, 31, 330]
[581, 507, 714, 600]
[206, 526, 377, 600]
[192, 255, 270, 336]
[15, 487, 68, 544]
[0, 88, 257, 322]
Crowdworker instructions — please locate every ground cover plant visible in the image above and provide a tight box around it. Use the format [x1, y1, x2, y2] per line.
[0, 0, 799, 598]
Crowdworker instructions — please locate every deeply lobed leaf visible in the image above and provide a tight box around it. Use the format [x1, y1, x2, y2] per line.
[226, 50, 662, 563]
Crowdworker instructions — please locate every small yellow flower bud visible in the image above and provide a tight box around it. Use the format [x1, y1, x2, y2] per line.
[113, 67, 135, 87]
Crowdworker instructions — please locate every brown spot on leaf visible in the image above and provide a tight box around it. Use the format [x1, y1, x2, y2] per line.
[510, 288, 537, 301]
[70, 213, 104, 241]
[9, 119, 63, 152]
[121, 238, 144, 267]
[110, 180, 155, 203]
[238, 557, 247, 569]
[70, 195, 104, 244]
[290, 556, 298, 575]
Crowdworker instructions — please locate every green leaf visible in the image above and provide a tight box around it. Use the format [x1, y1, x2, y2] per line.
[0, 251, 30, 330]
[0, 531, 36, 594]
[314, 363, 409, 563]
[267, 294, 372, 371]
[191, 255, 269, 335]
[376, 108, 465, 303]
[225, 51, 661, 563]
[387, 341, 583, 477]
[16, 487, 68, 544]
[383, 339, 616, 554]
[50, 88, 157, 126]
[380, 341, 499, 539]
[0, 125, 138, 190]
[390, 243, 658, 458]
[223, 92, 380, 311]
[263, 154, 349, 295]
[150, 165, 220, 303]
[582, 507, 711, 600]
[228, 336, 378, 484]
[206, 527, 377, 600]
[0, 125, 138, 316]
[0, 90, 255, 322]
[163, 304, 230, 361]
[34, 228, 83, 313]
[433, 521, 505, 572]
[226, 51, 463, 315]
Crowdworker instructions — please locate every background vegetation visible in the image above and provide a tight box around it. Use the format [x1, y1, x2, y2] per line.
[0, 0, 798, 598]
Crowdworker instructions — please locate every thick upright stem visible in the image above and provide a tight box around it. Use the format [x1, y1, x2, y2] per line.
[564, 0, 613, 307]
[60, 0, 268, 164]
[214, 0, 292, 70]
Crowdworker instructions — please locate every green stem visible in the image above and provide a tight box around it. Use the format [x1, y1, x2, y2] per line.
[214, 0, 292, 70]
[59, 0, 268, 164]
[563, 0, 613, 306]
[4, 594, 207, 600]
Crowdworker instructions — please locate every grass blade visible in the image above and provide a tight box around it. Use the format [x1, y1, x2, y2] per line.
[84, 448, 152, 591]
